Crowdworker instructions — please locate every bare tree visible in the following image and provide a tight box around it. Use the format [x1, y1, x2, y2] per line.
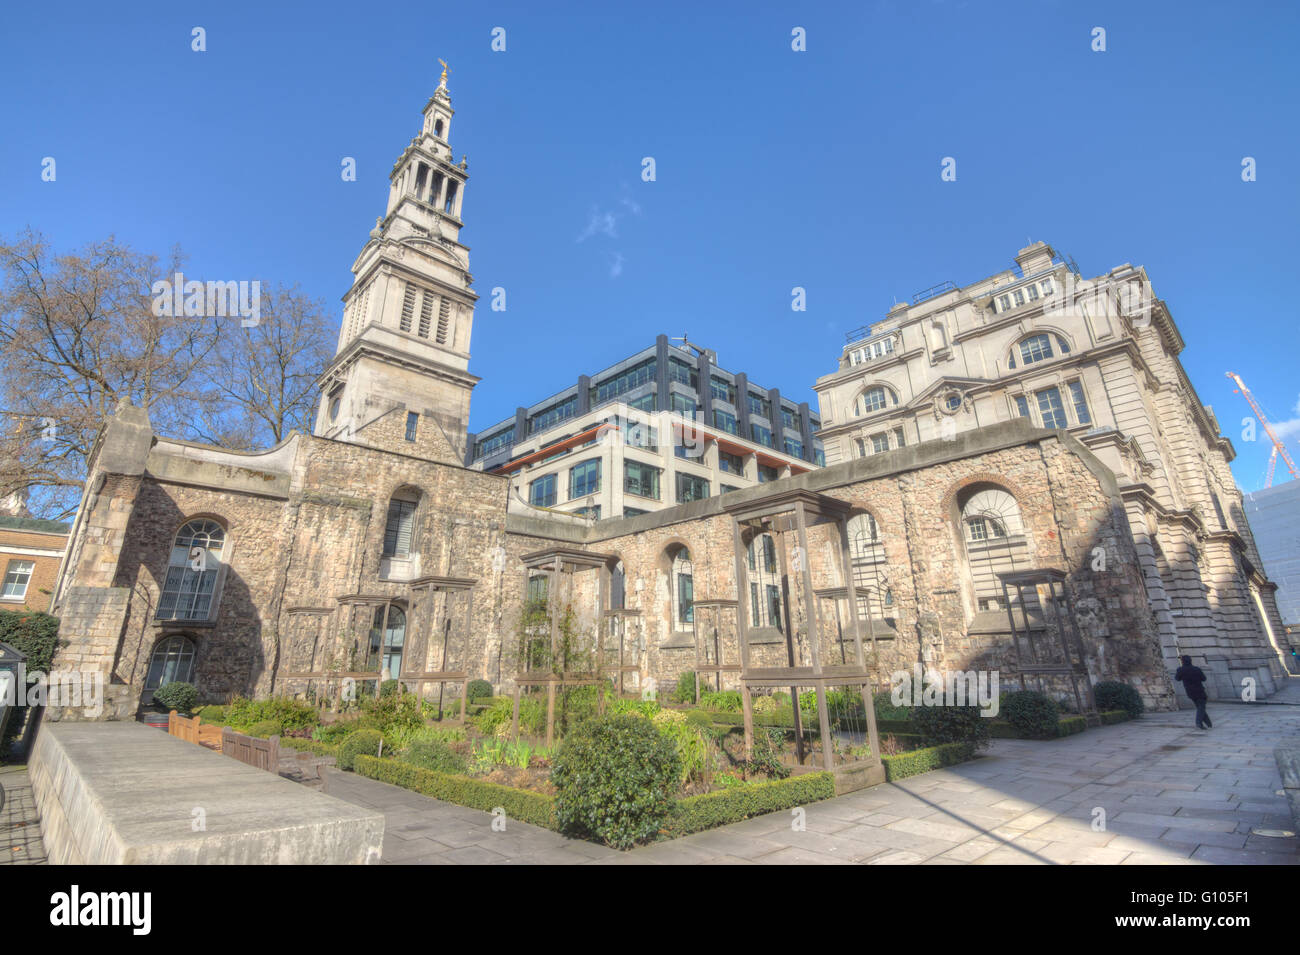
[0, 229, 220, 518]
[185, 283, 336, 450]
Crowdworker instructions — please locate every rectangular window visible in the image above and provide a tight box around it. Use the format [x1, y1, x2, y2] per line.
[719, 450, 745, 474]
[997, 294, 1012, 312]
[529, 397, 577, 435]
[893, 428, 906, 449]
[814, 448, 826, 466]
[784, 438, 804, 458]
[383, 499, 418, 557]
[1013, 289, 1026, 307]
[713, 409, 738, 434]
[747, 393, 772, 419]
[871, 433, 889, 454]
[628, 392, 655, 412]
[620, 416, 657, 451]
[1040, 278, 1055, 296]
[758, 464, 778, 483]
[671, 392, 696, 418]
[526, 574, 548, 605]
[781, 408, 798, 430]
[751, 424, 773, 447]
[593, 358, 656, 405]
[624, 461, 661, 500]
[676, 473, 710, 504]
[569, 459, 601, 498]
[1068, 380, 1092, 425]
[710, 376, 736, 404]
[668, 356, 696, 388]
[1036, 387, 1068, 429]
[1, 560, 34, 600]
[529, 473, 557, 508]
[475, 427, 514, 460]
[1026, 283, 1039, 301]
[404, 412, 419, 442]
[1014, 395, 1031, 418]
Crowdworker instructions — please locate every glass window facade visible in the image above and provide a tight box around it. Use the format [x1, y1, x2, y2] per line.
[569, 459, 601, 498]
[624, 461, 661, 499]
[529, 473, 557, 507]
[676, 473, 710, 503]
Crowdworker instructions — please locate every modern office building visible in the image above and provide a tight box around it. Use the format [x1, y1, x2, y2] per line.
[465, 335, 825, 520]
[813, 242, 1291, 696]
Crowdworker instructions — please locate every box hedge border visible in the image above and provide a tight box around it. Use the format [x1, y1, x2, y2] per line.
[279, 737, 341, 757]
[354, 755, 559, 830]
[662, 772, 835, 838]
[882, 741, 977, 780]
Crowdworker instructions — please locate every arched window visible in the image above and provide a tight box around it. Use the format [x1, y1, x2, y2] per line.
[434, 119, 445, 138]
[609, 559, 626, 611]
[746, 533, 784, 631]
[367, 604, 406, 681]
[958, 485, 1031, 613]
[1008, 332, 1071, 369]
[854, 386, 895, 417]
[383, 488, 421, 558]
[670, 548, 693, 629]
[143, 634, 196, 699]
[848, 513, 889, 620]
[158, 519, 225, 621]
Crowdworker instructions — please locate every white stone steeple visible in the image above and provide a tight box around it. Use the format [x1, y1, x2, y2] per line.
[315, 65, 479, 463]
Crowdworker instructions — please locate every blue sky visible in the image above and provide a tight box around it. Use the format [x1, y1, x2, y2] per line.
[2, 0, 1297, 491]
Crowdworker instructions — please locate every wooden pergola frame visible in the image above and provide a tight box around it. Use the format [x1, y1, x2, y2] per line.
[600, 608, 643, 695]
[691, 599, 741, 700]
[813, 585, 896, 680]
[724, 488, 885, 790]
[513, 546, 617, 746]
[998, 568, 1099, 724]
[277, 577, 476, 722]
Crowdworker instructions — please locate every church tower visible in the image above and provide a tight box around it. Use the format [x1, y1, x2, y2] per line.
[314, 63, 478, 463]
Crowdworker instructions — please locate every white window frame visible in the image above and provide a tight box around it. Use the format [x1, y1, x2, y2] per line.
[1, 560, 35, 600]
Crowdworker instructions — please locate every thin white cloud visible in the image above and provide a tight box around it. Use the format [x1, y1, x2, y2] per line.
[608, 252, 625, 278]
[1269, 393, 1300, 442]
[577, 208, 618, 242]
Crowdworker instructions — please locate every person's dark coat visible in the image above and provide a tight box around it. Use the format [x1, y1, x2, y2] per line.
[1174, 664, 1208, 701]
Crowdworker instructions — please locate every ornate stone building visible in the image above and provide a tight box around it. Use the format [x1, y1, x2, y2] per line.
[49, 79, 1278, 721]
[814, 244, 1291, 699]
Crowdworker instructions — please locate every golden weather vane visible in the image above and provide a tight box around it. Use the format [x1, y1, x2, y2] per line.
[438, 58, 450, 84]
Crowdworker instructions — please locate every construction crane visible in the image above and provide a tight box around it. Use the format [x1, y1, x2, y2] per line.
[1226, 371, 1298, 488]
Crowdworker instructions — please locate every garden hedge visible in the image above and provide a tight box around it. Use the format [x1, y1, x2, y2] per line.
[663, 772, 835, 838]
[1100, 709, 1132, 725]
[882, 741, 977, 781]
[354, 755, 558, 830]
[278, 737, 340, 757]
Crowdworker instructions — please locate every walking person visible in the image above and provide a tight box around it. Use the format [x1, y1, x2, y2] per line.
[1174, 655, 1212, 729]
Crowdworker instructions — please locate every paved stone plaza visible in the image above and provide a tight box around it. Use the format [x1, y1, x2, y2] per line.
[324, 684, 1300, 865]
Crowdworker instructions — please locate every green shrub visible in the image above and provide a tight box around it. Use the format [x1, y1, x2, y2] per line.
[673, 671, 698, 703]
[1057, 715, 1088, 736]
[651, 710, 709, 784]
[1093, 681, 1144, 718]
[1000, 690, 1060, 739]
[153, 681, 198, 714]
[910, 704, 990, 749]
[246, 719, 283, 739]
[664, 772, 835, 837]
[1100, 709, 1132, 725]
[278, 737, 339, 757]
[355, 755, 557, 829]
[699, 690, 742, 712]
[607, 697, 660, 719]
[195, 704, 228, 725]
[882, 742, 977, 781]
[314, 719, 360, 744]
[403, 739, 468, 774]
[0, 610, 61, 754]
[358, 690, 424, 736]
[225, 695, 320, 732]
[338, 728, 384, 771]
[466, 679, 493, 703]
[379, 678, 400, 697]
[474, 696, 547, 738]
[745, 727, 790, 779]
[873, 690, 912, 722]
[551, 714, 681, 849]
